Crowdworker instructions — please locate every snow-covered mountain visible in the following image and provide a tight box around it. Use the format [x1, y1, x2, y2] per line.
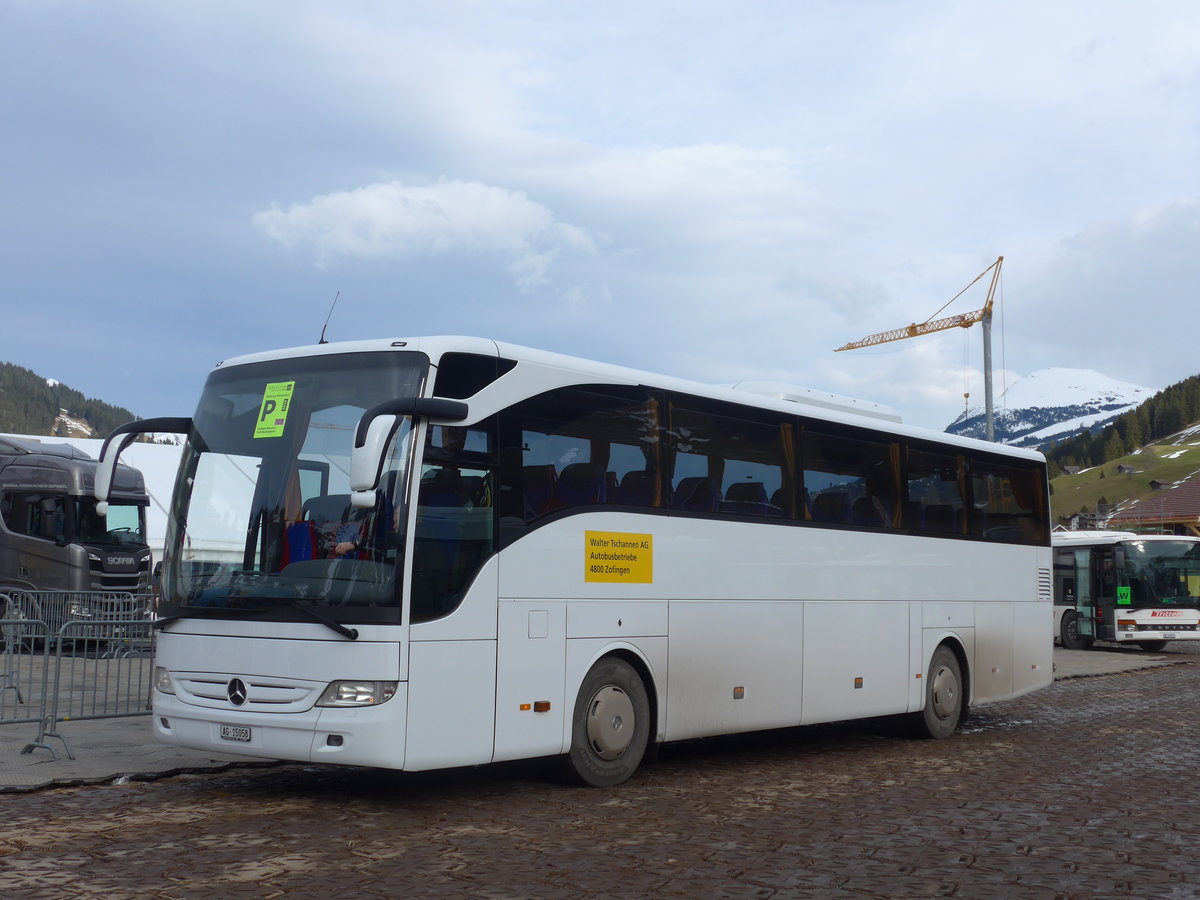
[945, 368, 1155, 449]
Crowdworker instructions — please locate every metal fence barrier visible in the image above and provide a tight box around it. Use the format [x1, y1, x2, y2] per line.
[1, 591, 155, 760]
[1, 614, 50, 729]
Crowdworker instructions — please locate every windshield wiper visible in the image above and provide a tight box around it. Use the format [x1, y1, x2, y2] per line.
[154, 605, 257, 631]
[155, 599, 358, 640]
[251, 597, 360, 641]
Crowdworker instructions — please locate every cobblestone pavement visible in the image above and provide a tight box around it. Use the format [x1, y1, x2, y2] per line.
[4, 649, 1200, 899]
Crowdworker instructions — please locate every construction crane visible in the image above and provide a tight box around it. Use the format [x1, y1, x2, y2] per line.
[835, 256, 1003, 441]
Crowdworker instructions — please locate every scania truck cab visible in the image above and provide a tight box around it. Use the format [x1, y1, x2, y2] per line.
[0, 436, 152, 594]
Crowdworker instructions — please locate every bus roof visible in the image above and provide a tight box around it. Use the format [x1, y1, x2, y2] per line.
[212, 335, 1045, 463]
[1052, 531, 1200, 547]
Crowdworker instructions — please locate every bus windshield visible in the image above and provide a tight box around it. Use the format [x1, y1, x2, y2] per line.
[162, 351, 427, 625]
[1117, 540, 1200, 607]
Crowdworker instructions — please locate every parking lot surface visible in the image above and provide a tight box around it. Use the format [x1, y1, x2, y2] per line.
[3, 645, 1200, 899]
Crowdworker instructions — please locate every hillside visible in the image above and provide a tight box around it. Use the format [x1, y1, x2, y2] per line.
[1049, 422, 1200, 526]
[1044, 372, 1200, 476]
[0, 361, 138, 438]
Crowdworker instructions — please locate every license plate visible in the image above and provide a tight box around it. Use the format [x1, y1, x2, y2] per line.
[1163, 633, 1177, 640]
[220, 724, 251, 742]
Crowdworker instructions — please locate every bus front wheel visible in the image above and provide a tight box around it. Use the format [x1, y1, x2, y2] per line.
[1060, 611, 1093, 650]
[566, 657, 651, 787]
[909, 645, 964, 740]
[1137, 641, 1168, 652]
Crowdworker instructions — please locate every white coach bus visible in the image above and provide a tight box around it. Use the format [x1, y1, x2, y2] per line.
[95, 336, 1052, 786]
[1053, 531, 1200, 651]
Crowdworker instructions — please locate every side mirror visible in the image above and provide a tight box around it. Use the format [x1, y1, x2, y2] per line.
[96, 417, 192, 514]
[348, 398, 468, 508]
[1113, 548, 1125, 570]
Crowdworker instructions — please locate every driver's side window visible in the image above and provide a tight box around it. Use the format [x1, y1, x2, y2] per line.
[410, 420, 497, 623]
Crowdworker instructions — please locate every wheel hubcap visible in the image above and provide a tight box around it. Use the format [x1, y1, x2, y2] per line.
[930, 664, 959, 721]
[585, 685, 635, 760]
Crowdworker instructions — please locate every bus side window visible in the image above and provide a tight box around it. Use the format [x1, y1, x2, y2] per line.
[906, 449, 965, 535]
[667, 400, 791, 520]
[517, 386, 663, 523]
[969, 461, 1048, 544]
[801, 429, 899, 529]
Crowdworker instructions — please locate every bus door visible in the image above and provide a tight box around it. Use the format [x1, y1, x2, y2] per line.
[1073, 549, 1097, 640]
[1092, 547, 1120, 640]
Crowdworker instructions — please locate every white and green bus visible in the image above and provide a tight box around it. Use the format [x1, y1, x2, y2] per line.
[96, 336, 1053, 786]
[1053, 531, 1200, 651]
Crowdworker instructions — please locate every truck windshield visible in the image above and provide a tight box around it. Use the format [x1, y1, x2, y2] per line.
[1117, 540, 1200, 608]
[74, 497, 148, 547]
[162, 351, 428, 626]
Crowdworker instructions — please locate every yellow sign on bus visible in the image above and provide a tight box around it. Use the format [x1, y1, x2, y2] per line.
[585, 531, 653, 584]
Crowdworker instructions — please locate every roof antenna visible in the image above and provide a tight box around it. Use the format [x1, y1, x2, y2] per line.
[319, 291, 340, 344]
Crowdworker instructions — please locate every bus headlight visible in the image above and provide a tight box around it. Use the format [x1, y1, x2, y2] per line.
[154, 666, 176, 694]
[1118, 620, 1137, 632]
[316, 681, 398, 707]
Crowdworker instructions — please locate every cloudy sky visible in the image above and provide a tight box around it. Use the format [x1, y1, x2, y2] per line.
[3, 1, 1198, 431]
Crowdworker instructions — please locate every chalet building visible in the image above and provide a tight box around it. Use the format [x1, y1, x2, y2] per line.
[1106, 478, 1200, 537]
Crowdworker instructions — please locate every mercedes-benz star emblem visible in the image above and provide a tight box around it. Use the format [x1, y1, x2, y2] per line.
[227, 678, 248, 707]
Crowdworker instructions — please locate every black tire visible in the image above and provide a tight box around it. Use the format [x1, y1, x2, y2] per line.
[908, 645, 965, 740]
[1059, 611, 1093, 651]
[566, 657, 651, 787]
[1137, 641, 1168, 652]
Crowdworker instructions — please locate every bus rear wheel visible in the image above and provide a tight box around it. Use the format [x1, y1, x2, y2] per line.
[1137, 641, 1168, 652]
[566, 657, 651, 787]
[909, 645, 964, 740]
[1059, 611, 1093, 651]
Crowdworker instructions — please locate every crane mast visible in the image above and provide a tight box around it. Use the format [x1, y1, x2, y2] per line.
[835, 256, 1003, 441]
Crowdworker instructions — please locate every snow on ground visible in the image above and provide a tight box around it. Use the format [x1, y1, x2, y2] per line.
[1011, 407, 1141, 445]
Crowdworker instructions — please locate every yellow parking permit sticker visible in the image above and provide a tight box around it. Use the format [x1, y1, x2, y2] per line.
[585, 531, 653, 584]
[253, 381, 296, 439]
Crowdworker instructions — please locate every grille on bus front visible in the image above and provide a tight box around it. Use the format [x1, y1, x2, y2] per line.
[173, 674, 326, 712]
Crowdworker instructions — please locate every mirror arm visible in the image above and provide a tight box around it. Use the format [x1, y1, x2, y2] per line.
[349, 398, 468, 504]
[353, 398, 468, 448]
[95, 417, 192, 513]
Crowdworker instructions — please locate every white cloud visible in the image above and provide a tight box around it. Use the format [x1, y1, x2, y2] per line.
[252, 179, 595, 289]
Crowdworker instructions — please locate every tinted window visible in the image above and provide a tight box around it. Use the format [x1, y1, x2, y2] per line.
[433, 353, 516, 399]
[1, 492, 66, 541]
[668, 402, 790, 518]
[518, 386, 662, 521]
[906, 448, 965, 535]
[969, 460, 1048, 543]
[802, 429, 899, 528]
[411, 419, 497, 623]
